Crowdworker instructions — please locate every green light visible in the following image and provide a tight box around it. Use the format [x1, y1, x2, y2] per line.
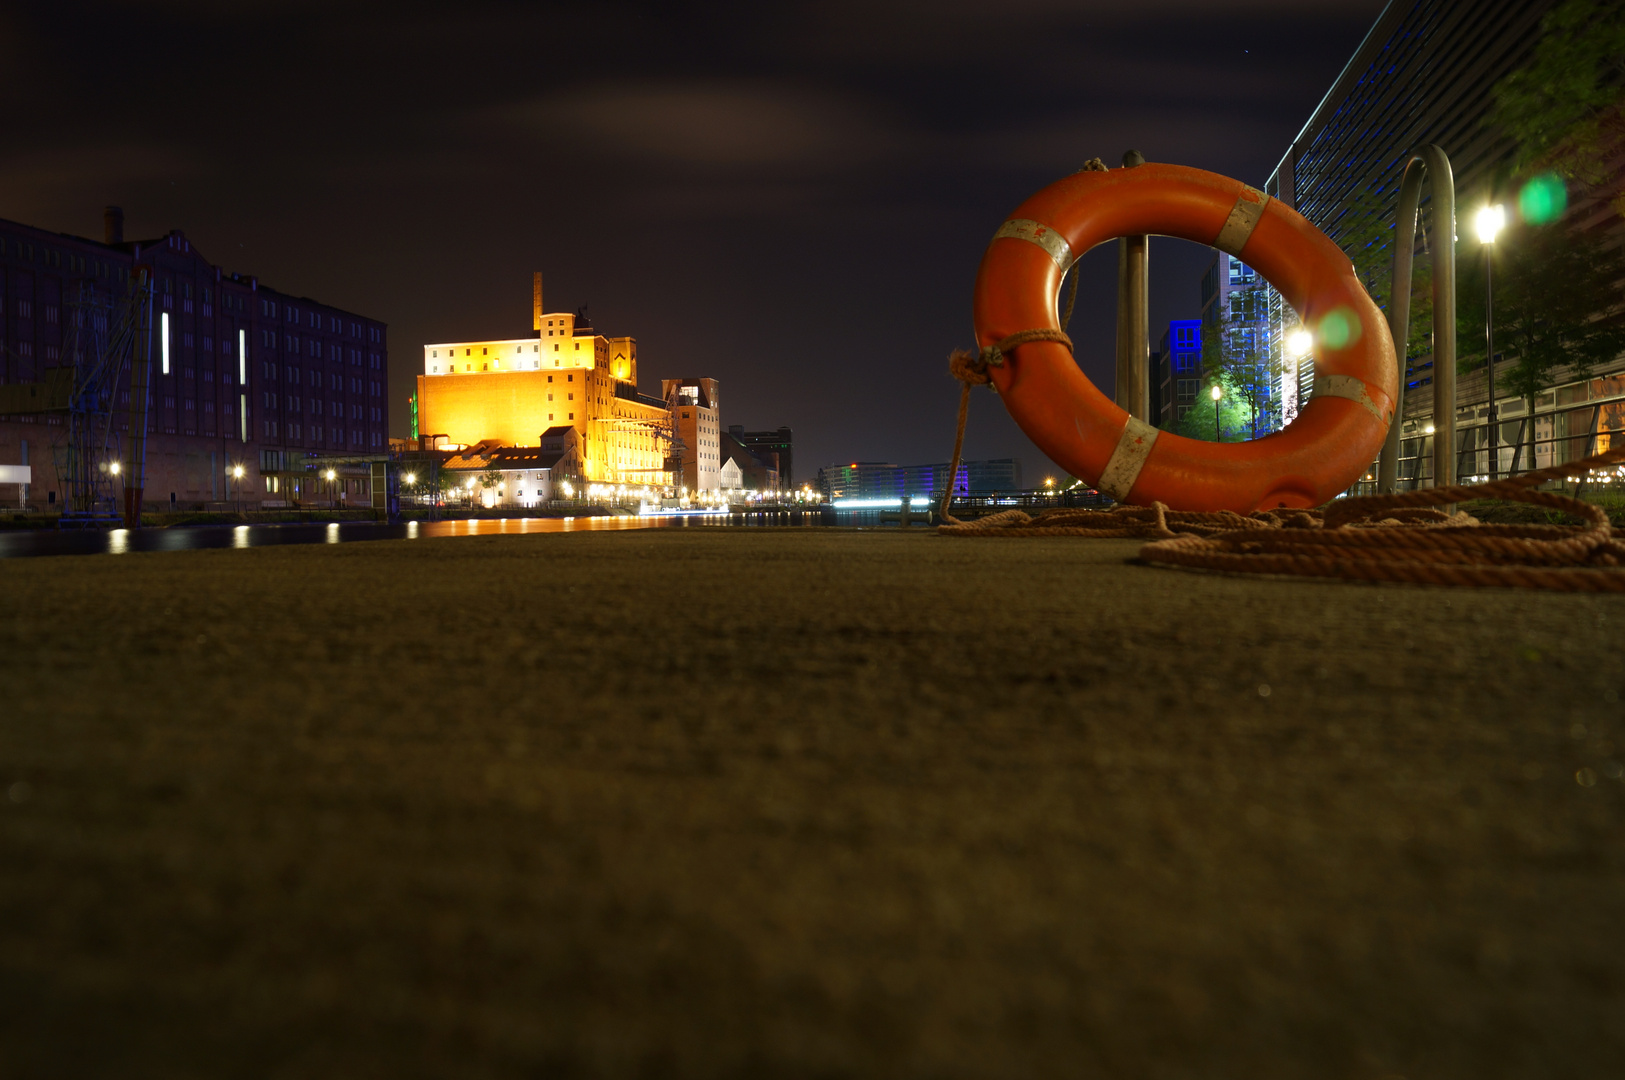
[1318, 308, 1361, 350]
[1518, 173, 1566, 225]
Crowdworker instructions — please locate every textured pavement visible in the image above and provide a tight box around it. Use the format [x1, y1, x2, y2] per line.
[2, 528, 1622, 1078]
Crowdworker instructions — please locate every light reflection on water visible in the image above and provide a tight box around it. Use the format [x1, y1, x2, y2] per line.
[1, 510, 830, 560]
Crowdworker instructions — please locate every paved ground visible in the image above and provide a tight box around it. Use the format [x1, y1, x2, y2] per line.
[2, 529, 1622, 1078]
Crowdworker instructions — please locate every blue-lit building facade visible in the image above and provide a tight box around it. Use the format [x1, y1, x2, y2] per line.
[1154, 319, 1203, 428]
[1257, 0, 1625, 483]
[815, 458, 1023, 502]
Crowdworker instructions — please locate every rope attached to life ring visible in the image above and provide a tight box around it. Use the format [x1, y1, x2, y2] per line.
[941, 328, 1073, 524]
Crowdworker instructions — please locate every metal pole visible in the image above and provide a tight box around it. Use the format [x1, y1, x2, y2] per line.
[121, 267, 153, 528]
[1377, 145, 1455, 493]
[1115, 150, 1149, 422]
[1486, 245, 1496, 480]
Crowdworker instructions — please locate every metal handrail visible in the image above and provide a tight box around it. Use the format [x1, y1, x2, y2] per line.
[1378, 145, 1457, 493]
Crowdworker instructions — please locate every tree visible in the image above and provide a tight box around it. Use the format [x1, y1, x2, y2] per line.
[479, 462, 504, 506]
[1192, 276, 1277, 440]
[1491, 0, 1625, 208]
[1332, 182, 1442, 375]
[1456, 219, 1625, 468]
[1175, 373, 1252, 442]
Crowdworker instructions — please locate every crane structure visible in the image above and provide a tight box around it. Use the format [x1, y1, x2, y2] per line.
[0, 270, 152, 524]
[58, 274, 153, 523]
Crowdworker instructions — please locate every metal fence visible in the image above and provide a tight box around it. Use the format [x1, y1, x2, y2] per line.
[1348, 378, 1625, 495]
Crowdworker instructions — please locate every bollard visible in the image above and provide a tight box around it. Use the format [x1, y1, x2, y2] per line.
[1377, 145, 1456, 493]
[1115, 150, 1149, 422]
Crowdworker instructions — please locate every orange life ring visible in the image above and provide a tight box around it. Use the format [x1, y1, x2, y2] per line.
[973, 162, 1396, 512]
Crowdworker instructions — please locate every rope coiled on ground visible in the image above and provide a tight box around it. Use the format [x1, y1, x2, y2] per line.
[938, 446, 1625, 592]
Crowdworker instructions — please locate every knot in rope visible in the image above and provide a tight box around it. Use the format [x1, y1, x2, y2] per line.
[946, 329, 1074, 388]
[947, 349, 992, 386]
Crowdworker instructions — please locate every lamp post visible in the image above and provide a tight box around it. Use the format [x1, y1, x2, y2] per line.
[1210, 382, 1223, 443]
[1476, 204, 1505, 479]
[325, 467, 338, 509]
[231, 464, 244, 516]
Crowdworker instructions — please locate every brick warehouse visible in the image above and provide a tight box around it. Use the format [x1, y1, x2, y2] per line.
[0, 207, 388, 512]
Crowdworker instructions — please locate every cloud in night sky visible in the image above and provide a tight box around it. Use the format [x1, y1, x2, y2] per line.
[0, 0, 1388, 480]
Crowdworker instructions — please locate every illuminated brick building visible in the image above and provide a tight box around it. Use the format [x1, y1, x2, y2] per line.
[662, 377, 721, 492]
[417, 275, 672, 488]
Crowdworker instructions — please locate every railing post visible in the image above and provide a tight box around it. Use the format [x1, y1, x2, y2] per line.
[1378, 144, 1456, 492]
[1115, 150, 1149, 423]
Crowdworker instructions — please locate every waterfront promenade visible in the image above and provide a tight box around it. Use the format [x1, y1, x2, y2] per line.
[3, 529, 1622, 1076]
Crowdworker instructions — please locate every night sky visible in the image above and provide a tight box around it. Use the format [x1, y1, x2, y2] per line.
[2, 0, 1384, 483]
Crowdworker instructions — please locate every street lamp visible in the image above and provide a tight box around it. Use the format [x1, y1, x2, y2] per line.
[231, 463, 245, 515]
[1476, 204, 1505, 479]
[1210, 382, 1223, 443]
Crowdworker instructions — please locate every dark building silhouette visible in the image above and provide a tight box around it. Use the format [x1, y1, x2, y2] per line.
[0, 208, 388, 511]
[719, 428, 780, 492]
[726, 425, 792, 489]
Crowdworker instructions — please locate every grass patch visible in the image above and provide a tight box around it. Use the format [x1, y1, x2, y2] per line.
[1459, 491, 1625, 526]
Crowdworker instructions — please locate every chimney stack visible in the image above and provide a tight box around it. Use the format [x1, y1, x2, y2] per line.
[104, 206, 124, 246]
[532, 271, 544, 330]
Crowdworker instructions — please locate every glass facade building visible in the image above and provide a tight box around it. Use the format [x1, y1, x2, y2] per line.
[1261, 0, 1554, 441]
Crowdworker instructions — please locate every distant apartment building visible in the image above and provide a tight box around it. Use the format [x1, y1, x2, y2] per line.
[1258, 0, 1623, 482]
[1154, 319, 1203, 428]
[417, 276, 673, 489]
[0, 206, 388, 511]
[662, 377, 722, 492]
[816, 458, 1023, 501]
